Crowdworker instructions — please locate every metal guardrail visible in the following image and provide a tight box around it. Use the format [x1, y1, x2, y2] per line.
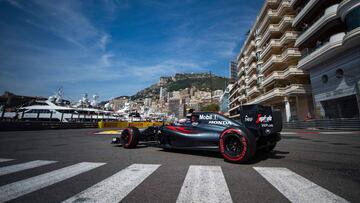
[284, 119, 360, 130]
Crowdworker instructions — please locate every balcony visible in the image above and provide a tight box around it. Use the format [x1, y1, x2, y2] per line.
[237, 66, 245, 77]
[229, 114, 240, 119]
[246, 74, 258, 86]
[245, 51, 256, 66]
[260, 31, 298, 60]
[293, 0, 321, 27]
[298, 32, 345, 70]
[237, 58, 246, 69]
[247, 86, 260, 97]
[244, 40, 256, 56]
[239, 94, 246, 102]
[229, 95, 240, 105]
[239, 88, 246, 95]
[245, 62, 257, 75]
[258, 0, 294, 34]
[229, 88, 239, 100]
[239, 75, 246, 85]
[338, 0, 360, 20]
[229, 84, 239, 99]
[261, 66, 307, 87]
[247, 84, 312, 104]
[229, 104, 240, 113]
[269, 0, 293, 16]
[295, 4, 340, 47]
[340, 1, 360, 48]
[257, 0, 281, 25]
[261, 48, 301, 74]
[256, 47, 262, 53]
[259, 15, 294, 47]
[343, 27, 360, 48]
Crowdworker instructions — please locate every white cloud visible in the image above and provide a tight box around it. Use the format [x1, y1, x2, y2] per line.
[7, 0, 102, 48]
[99, 34, 110, 51]
[101, 53, 114, 67]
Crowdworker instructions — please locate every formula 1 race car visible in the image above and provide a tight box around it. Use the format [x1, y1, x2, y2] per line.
[112, 104, 282, 163]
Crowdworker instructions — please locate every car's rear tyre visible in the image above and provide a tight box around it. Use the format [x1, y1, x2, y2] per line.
[121, 127, 140, 148]
[219, 128, 256, 163]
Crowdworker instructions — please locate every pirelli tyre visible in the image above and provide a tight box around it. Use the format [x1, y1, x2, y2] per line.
[219, 128, 256, 163]
[121, 127, 140, 148]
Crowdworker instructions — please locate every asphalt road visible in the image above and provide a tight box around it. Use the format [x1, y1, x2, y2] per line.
[0, 128, 359, 203]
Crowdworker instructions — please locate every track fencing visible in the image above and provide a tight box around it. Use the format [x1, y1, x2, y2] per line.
[284, 119, 360, 130]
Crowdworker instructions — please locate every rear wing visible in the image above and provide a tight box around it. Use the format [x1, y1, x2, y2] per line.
[237, 104, 282, 136]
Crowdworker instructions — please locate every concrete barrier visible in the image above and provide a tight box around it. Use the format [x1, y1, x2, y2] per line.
[98, 121, 164, 129]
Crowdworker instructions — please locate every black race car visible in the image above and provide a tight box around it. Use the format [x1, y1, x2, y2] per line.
[112, 104, 282, 163]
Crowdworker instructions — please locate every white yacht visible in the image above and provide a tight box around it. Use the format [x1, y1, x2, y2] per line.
[2, 90, 118, 122]
[19, 99, 78, 122]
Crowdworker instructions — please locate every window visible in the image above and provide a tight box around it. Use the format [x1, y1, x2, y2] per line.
[345, 6, 360, 32]
[57, 110, 75, 114]
[256, 52, 261, 61]
[256, 64, 262, 73]
[321, 75, 328, 83]
[27, 109, 51, 113]
[336, 69, 344, 79]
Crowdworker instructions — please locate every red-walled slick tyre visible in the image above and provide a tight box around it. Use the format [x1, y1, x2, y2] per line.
[121, 127, 140, 148]
[219, 128, 256, 163]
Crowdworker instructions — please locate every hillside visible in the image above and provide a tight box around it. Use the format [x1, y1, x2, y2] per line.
[131, 73, 229, 100]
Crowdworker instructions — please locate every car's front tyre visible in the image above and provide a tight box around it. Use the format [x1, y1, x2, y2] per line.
[121, 127, 140, 148]
[219, 128, 256, 163]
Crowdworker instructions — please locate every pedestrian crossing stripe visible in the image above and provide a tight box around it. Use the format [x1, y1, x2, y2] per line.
[176, 165, 232, 203]
[62, 164, 160, 203]
[0, 162, 105, 203]
[0, 160, 57, 176]
[0, 158, 14, 163]
[254, 167, 349, 203]
[0, 158, 351, 203]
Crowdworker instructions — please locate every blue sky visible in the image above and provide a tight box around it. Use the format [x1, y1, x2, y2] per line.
[0, 0, 262, 101]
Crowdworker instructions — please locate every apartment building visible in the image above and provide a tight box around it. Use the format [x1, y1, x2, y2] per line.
[229, 0, 313, 122]
[292, 0, 360, 119]
[220, 84, 233, 115]
[229, 61, 238, 83]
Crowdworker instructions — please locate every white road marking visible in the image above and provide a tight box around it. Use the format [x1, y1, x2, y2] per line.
[0, 162, 105, 203]
[0, 160, 57, 176]
[176, 165, 233, 203]
[254, 167, 349, 203]
[281, 132, 297, 135]
[320, 132, 354, 135]
[62, 164, 160, 203]
[0, 158, 14, 163]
